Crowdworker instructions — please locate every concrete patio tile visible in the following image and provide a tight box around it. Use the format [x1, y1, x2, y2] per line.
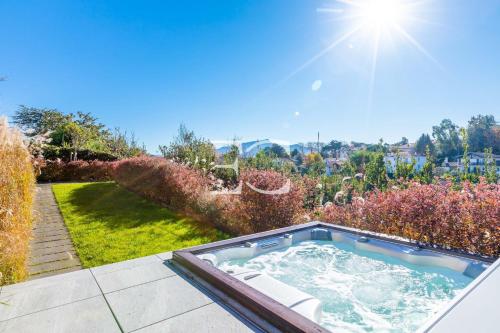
[106, 275, 213, 332]
[0, 269, 101, 321]
[92, 255, 161, 276]
[92, 258, 176, 293]
[155, 251, 172, 261]
[134, 302, 257, 333]
[0, 296, 121, 333]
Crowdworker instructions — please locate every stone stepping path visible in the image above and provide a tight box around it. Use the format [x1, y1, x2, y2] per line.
[28, 184, 82, 279]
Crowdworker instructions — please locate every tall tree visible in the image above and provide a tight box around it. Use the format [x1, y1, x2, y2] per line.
[13, 106, 71, 136]
[415, 133, 435, 156]
[394, 137, 409, 145]
[13, 105, 144, 159]
[63, 122, 91, 161]
[432, 119, 462, 160]
[159, 124, 215, 172]
[321, 140, 346, 158]
[263, 144, 289, 158]
[467, 114, 499, 154]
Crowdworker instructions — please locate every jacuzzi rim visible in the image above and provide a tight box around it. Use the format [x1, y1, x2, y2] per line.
[171, 221, 496, 333]
[181, 221, 496, 263]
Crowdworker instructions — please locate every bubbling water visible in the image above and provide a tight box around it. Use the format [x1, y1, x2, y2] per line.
[218, 240, 472, 333]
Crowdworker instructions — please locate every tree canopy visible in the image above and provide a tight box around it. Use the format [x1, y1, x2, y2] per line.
[415, 133, 435, 156]
[13, 105, 145, 160]
[263, 143, 289, 158]
[304, 152, 325, 177]
[467, 114, 499, 154]
[321, 140, 347, 158]
[159, 124, 215, 171]
[432, 119, 462, 160]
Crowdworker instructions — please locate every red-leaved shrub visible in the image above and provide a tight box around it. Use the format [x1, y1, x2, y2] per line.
[38, 160, 114, 182]
[112, 158, 307, 235]
[319, 180, 500, 256]
[113, 156, 209, 214]
[220, 169, 306, 233]
[36, 154, 499, 256]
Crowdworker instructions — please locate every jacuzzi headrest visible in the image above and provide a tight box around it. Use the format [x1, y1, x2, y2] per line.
[310, 228, 332, 241]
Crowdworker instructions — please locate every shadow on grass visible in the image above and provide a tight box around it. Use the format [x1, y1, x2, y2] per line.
[65, 182, 224, 240]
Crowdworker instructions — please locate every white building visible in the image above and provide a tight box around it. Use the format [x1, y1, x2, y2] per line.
[324, 158, 348, 176]
[289, 143, 315, 156]
[385, 153, 427, 173]
[384, 144, 426, 174]
[458, 152, 500, 175]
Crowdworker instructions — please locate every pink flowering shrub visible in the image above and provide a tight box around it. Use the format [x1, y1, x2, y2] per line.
[38, 160, 114, 182]
[319, 180, 500, 256]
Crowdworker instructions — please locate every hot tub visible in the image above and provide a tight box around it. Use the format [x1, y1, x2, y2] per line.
[172, 222, 493, 333]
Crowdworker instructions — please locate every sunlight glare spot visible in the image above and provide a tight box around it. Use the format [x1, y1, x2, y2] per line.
[360, 0, 406, 29]
[312, 80, 323, 91]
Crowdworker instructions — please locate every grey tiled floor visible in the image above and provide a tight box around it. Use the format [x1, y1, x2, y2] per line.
[0, 252, 259, 333]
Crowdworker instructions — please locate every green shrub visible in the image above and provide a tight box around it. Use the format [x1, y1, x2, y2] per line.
[42, 146, 118, 162]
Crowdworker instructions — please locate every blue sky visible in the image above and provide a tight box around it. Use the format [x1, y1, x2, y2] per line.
[1, 0, 499, 153]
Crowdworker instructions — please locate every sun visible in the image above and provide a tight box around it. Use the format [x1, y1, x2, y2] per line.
[277, 0, 439, 92]
[360, 0, 407, 29]
[336, 0, 440, 67]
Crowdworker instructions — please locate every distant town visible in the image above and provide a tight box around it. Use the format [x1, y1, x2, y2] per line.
[215, 114, 500, 177]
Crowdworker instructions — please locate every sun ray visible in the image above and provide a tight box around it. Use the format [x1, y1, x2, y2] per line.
[367, 25, 381, 120]
[275, 25, 363, 87]
[316, 8, 345, 14]
[264, 0, 441, 107]
[319, 14, 365, 24]
[336, 0, 364, 8]
[404, 16, 446, 28]
[393, 23, 443, 70]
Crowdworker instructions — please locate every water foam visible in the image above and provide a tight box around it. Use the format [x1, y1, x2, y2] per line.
[218, 240, 472, 333]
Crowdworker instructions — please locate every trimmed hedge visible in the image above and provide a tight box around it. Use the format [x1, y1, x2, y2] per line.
[35, 155, 499, 257]
[319, 180, 500, 257]
[113, 157, 307, 235]
[113, 156, 208, 212]
[42, 146, 118, 162]
[38, 160, 115, 182]
[233, 169, 305, 232]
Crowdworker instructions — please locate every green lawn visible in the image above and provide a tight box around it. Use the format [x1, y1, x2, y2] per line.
[52, 182, 228, 267]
